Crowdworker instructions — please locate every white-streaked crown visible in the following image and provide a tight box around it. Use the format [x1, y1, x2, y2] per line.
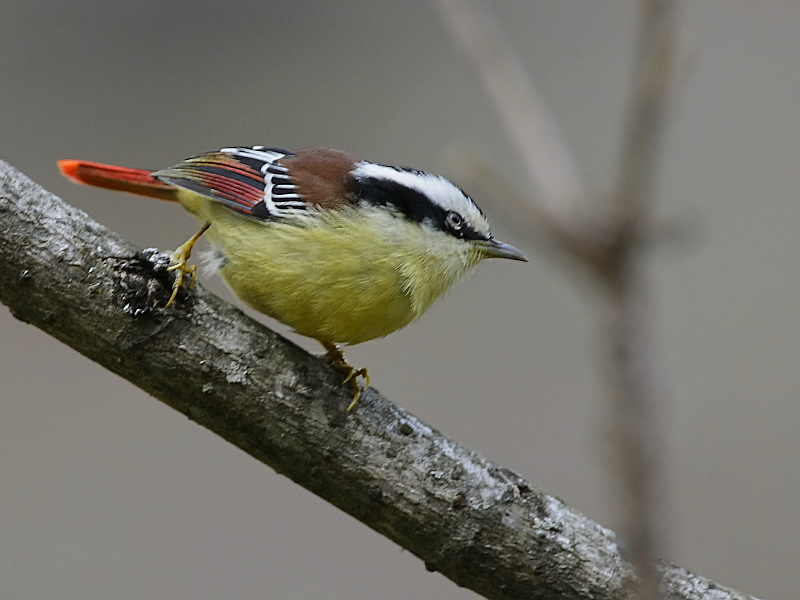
[351, 162, 491, 237]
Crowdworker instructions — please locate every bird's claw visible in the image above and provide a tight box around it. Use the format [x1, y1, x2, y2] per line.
[344, 367, 370, 411]
[322, 342, 370, 411]
[165, 256, 197, 307]
[164, 222, 210, 308]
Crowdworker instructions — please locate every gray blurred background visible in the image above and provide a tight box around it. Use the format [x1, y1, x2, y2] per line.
[1, 1, 798, 598]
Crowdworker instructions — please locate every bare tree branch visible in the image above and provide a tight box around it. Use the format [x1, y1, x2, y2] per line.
[0, 162, 754, 600]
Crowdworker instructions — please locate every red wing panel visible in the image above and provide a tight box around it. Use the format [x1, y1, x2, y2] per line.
[153, 148, 300, 221]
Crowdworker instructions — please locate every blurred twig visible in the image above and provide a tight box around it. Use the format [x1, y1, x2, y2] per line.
[606, 2, 679, 598]
[616, 0, 677, 217]
[436, 0, 585, 225]
[438, 1, 679, 598]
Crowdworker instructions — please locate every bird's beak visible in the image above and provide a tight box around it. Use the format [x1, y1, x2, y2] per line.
[474, 239, 528, 261]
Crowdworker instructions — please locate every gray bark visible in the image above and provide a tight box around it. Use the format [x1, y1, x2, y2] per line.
[0, 160, 753, 600]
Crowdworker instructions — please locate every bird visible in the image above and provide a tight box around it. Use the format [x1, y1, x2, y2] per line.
[58, 146, 527, 410]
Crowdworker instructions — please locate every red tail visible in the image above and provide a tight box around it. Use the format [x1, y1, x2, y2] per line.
[58, 160, 179, 202]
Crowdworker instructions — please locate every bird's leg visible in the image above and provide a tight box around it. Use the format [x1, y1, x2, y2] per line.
[165, 222, 211, 307]
[321, 342, 370, 411]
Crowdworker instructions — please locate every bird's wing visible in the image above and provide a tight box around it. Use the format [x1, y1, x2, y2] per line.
[153, 146, 310, 221]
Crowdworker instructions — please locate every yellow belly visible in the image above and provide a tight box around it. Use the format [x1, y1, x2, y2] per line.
[216, 220, 418, 345]
[179, 196, 481, 345]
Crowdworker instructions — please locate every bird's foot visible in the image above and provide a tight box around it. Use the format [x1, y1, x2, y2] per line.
[165, 222, 210, 307]
[322, 342, 370, 411]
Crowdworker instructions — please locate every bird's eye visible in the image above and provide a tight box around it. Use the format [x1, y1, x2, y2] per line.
[445, 211, 463, 232]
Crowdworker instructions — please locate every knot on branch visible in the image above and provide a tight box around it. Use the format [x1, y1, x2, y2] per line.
[112, 248, 178, 316]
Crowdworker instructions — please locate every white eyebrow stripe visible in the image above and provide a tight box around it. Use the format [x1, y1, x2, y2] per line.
[352, 163, 456, 203]
[351, 162, 491, 235]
